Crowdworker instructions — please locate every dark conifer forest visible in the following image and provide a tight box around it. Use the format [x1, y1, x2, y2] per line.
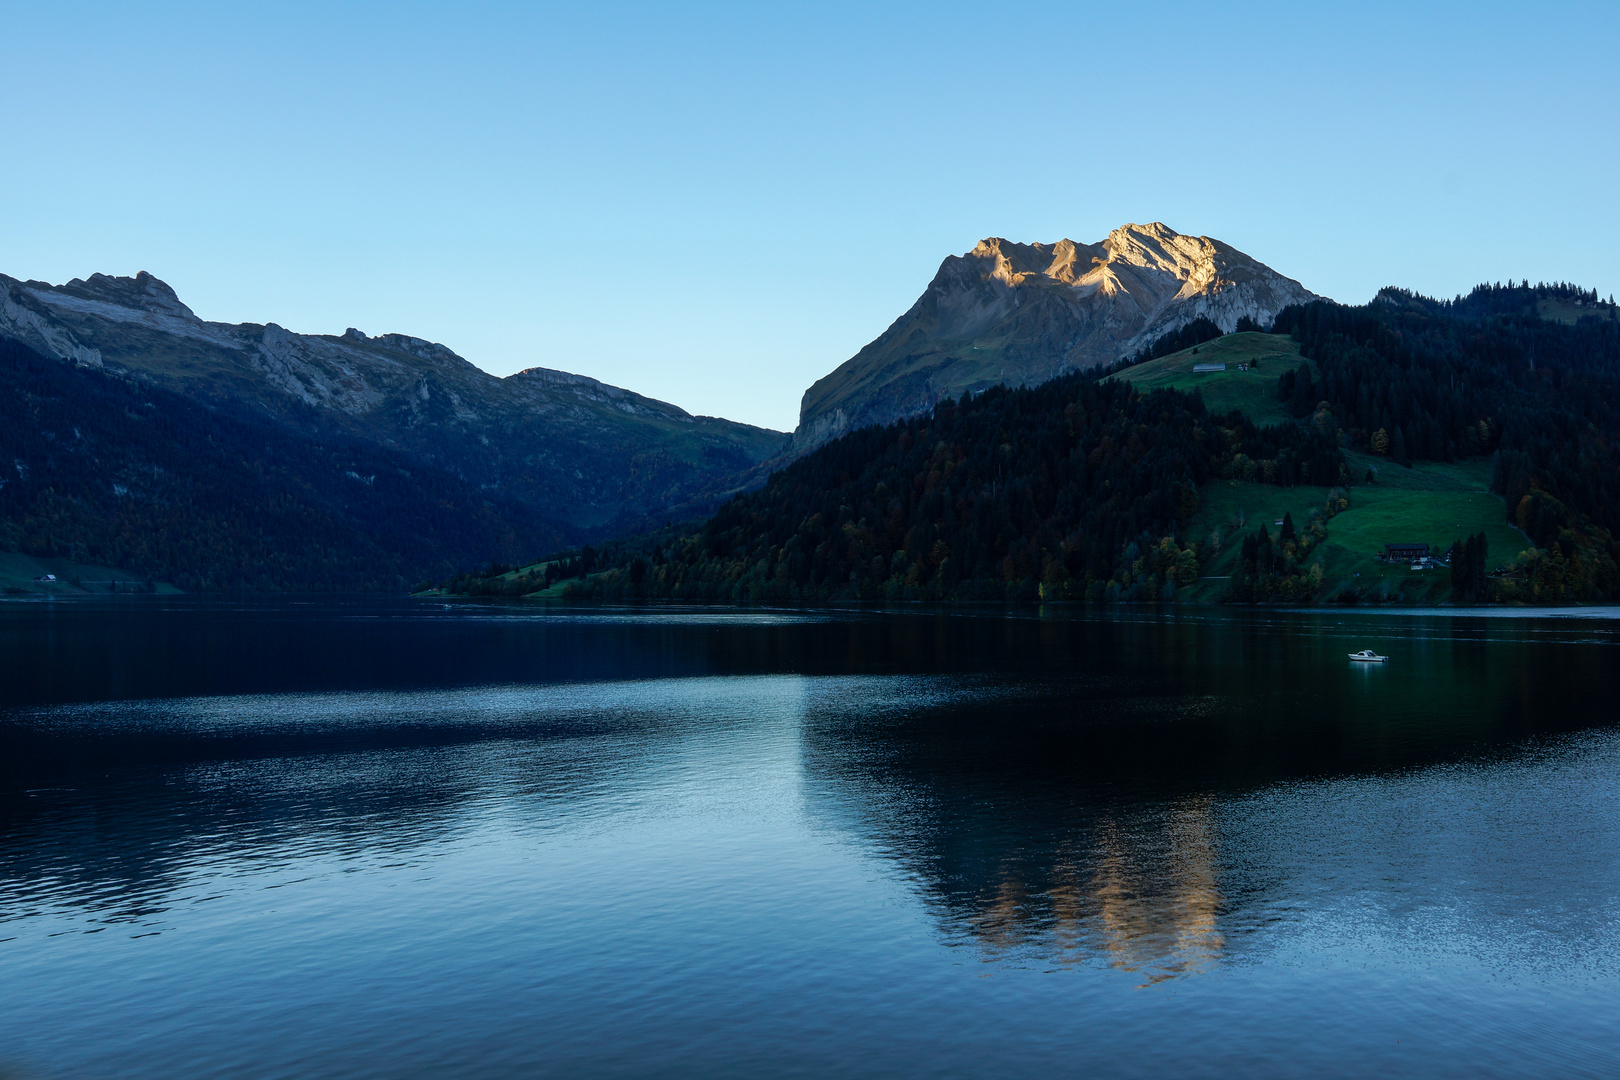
[550, 375, 1340, 603]
[508, 281, 1620, 606]
[1129, 316, 1225, 364]
[1273, 285, 1620, 596]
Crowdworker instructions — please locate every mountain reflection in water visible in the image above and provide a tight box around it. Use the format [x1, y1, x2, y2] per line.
[3, 600, 1620, 1078]
[966, 797, 1225, 980]
[794, 676, 1234, 980]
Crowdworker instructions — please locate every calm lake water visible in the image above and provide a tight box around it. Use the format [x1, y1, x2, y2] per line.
[3, 599, 1620, 1078]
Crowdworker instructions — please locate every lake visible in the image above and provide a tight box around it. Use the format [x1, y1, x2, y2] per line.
[3, 599, 1620, 1078]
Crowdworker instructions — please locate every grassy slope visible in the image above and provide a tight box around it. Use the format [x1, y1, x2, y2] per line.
[0, 551, 181, 595]
[1114, 333, 1307, 427]
[1179, 457, 1531, 603]
[509, 558, 573, 599]
[1123, 334, 1533, 603]
[416, 557, 575, 598]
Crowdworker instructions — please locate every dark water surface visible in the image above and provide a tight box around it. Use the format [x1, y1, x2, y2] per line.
[3, 599, 1620, 1078]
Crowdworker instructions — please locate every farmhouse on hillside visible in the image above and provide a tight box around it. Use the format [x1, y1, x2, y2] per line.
[1383, 543, 1431, 562]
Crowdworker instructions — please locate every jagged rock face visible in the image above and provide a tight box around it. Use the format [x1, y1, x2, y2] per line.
[795, 223, 1317, 449]
[0, 272, 786, 529]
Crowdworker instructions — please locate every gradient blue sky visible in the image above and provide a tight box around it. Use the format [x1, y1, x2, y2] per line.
[2, 2, 1616, 431]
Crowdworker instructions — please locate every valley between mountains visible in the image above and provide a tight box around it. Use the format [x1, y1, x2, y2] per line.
[4, 223, 1618, 603]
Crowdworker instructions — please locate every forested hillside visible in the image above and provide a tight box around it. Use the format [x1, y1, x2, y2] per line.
[517, 375, 1339, 603]
[445, 280, 1620, 607]
[19, 269, 1608, 602]
[1, 271, 786, 531]
[1274, 284, 1620, 598]
[0, 338, 567, 590]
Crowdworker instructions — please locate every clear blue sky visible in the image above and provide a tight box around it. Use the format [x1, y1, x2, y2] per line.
[2, 2, 1616, 431]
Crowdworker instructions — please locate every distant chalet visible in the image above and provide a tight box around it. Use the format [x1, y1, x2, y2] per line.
[1384, 543, 1431, 560]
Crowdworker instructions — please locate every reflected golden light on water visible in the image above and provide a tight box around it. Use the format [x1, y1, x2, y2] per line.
[970, 796, 1224, 982]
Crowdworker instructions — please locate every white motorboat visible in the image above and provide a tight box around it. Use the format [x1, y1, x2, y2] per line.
[1348, 650, 1388, 662]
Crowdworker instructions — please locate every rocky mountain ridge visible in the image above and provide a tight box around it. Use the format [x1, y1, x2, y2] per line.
[795, 223, 1317, 449]
[1, 271, 786, 529]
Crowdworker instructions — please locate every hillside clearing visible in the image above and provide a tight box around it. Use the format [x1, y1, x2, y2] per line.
[0, 551, 181, 595]
[1114, 332, 1306, 427]
[1180, 457, 1528, 603]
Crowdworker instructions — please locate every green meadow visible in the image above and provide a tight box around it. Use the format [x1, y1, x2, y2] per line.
[1180, 457, 1531, 603]
[1114, 332, 1307, 427]
[1115, 336, 1534, 603]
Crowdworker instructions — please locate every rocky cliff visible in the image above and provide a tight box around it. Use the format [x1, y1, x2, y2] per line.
[1, 272, 786, 528]
[795, 223, 1317, 449]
